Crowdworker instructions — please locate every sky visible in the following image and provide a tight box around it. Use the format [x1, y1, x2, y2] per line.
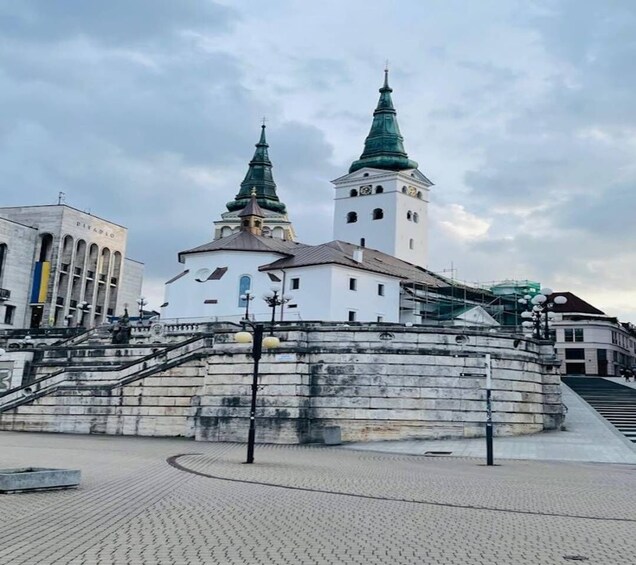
[0, 0, 635, 321]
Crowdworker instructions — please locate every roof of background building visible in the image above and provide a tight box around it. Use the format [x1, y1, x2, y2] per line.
[178, 230, 305, 262]
[551, 292, 606, 315]
[259, 240, 458, 288]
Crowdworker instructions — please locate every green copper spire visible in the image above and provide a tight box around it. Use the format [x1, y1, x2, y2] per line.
[226, 124, 286, 214]
[349, 70, 418, 174]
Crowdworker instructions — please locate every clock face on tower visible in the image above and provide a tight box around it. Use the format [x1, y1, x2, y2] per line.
[407, 186, 417, 196]
[359, 185, 372, 195]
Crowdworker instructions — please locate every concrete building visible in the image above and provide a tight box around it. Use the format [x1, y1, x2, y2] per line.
[0, 204, 144, 329]
[551, 292, 636, 376]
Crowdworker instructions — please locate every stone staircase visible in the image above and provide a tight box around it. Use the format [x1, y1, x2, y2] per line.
[0, 335, 212, 417]
[562, 377, 636, 444]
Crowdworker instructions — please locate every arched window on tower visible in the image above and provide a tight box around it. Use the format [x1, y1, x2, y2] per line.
[360, 238, 366, 247]
[349, 189, 358, 197]
[413, 212, 419, 223]
[347, 212, 358, 223]
[417, 191, 423, 199]
[372, 208, 384, 220]
[409, 239, 414, 250]
[406, 211, 412, 221]
[402, 186, 407, 193]
[363, 172, 369, 177]
[375, 186, 383, 194]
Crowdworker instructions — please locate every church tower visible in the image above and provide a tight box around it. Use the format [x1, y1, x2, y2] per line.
[214, 124, 296, 240]
[332, 70, 432, 267]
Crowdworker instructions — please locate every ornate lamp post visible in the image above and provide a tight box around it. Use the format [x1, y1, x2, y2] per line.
[240, 290, 255, 322]
[136, 296, 148, 325]
[262, 288, 292, 335]
[78, 301, 92, 328]
[234, 287, 291, 464]
[519, 288, 567, 339]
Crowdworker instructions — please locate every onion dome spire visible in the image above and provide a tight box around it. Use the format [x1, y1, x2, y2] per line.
[349, 69, 418, 174]
[226, 123, 287, 214]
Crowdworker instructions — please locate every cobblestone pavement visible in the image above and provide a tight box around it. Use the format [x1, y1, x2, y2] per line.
[1, 432, 636, 564]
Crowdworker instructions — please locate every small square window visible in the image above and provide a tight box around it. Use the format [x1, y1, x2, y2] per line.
[377, 316, 383, 323]
[377, 284, 384, 296]
[290, 278, 300, 290]
[349, 278, 357, 291]
[348, 311, 357, 322]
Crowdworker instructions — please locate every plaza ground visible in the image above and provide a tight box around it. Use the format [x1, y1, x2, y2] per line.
[1, 430, 636, 565]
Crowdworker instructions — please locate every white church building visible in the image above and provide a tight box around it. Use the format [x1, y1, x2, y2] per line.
[162, 72, 498, 326]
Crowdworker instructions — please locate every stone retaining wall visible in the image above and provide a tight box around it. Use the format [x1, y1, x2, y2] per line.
[195, 325, 563, 443]
[0, 325, 563, 443]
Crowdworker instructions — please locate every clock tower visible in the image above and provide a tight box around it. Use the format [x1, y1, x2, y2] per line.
[332, 70, 432, 268]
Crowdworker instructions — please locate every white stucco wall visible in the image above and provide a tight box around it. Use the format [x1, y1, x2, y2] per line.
[332, 167, 429, 267]
[163, 250, 290, 321]
[163, 249, 402, 324]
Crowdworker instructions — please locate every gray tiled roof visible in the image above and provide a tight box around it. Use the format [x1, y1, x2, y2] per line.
[258, 240, 452, 288]
[178, 231, 305, 262]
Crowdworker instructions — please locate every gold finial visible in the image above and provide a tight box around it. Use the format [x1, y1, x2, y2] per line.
[251, 187, 257, 197]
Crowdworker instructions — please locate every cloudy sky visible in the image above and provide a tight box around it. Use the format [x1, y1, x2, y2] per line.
[1, 0, 634, 321]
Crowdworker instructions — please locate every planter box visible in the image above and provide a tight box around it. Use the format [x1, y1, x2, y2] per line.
[0, 468, 81, 493]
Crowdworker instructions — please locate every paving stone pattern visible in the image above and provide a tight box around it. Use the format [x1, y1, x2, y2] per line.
[1, 431, 635, 564]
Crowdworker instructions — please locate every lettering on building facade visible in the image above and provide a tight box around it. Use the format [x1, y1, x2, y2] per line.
[76, 221, 117, 239]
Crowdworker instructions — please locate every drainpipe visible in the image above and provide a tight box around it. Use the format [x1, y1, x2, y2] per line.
[280, 269, 287, 322]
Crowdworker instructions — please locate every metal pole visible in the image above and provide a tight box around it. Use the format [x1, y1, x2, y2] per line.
[269, 293, 277, 335]
[246, 324, 263, 464]
[485, 353, 494, 466]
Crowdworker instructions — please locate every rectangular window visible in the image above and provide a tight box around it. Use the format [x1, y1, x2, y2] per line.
[565, 348, 585, 360]
[287, 304, 297, 309]
[377, 284, 384, 296]
[612, 331, 618, 344]
[348, 311, 356, 322]
[564, 329, 573, 342]
[4, 305, 15, 325]
[574, 329, 584, 342]
[349, 278, 357, 291]
[290, 278, 300, 290]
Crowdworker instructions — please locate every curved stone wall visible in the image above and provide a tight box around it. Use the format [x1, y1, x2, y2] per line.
[196, 324, 563, 444]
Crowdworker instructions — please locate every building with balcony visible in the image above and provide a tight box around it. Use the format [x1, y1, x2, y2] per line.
[0, 204, 144, 329]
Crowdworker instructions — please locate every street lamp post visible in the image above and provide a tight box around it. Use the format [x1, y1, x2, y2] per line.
[240, 291, 255, 322]
[234, 288, 291, 464]
[262, 288, 292, 335]
[78, 301, 92, 327]
[137, 296, 148, 325]
[518, 288, 567, 339]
